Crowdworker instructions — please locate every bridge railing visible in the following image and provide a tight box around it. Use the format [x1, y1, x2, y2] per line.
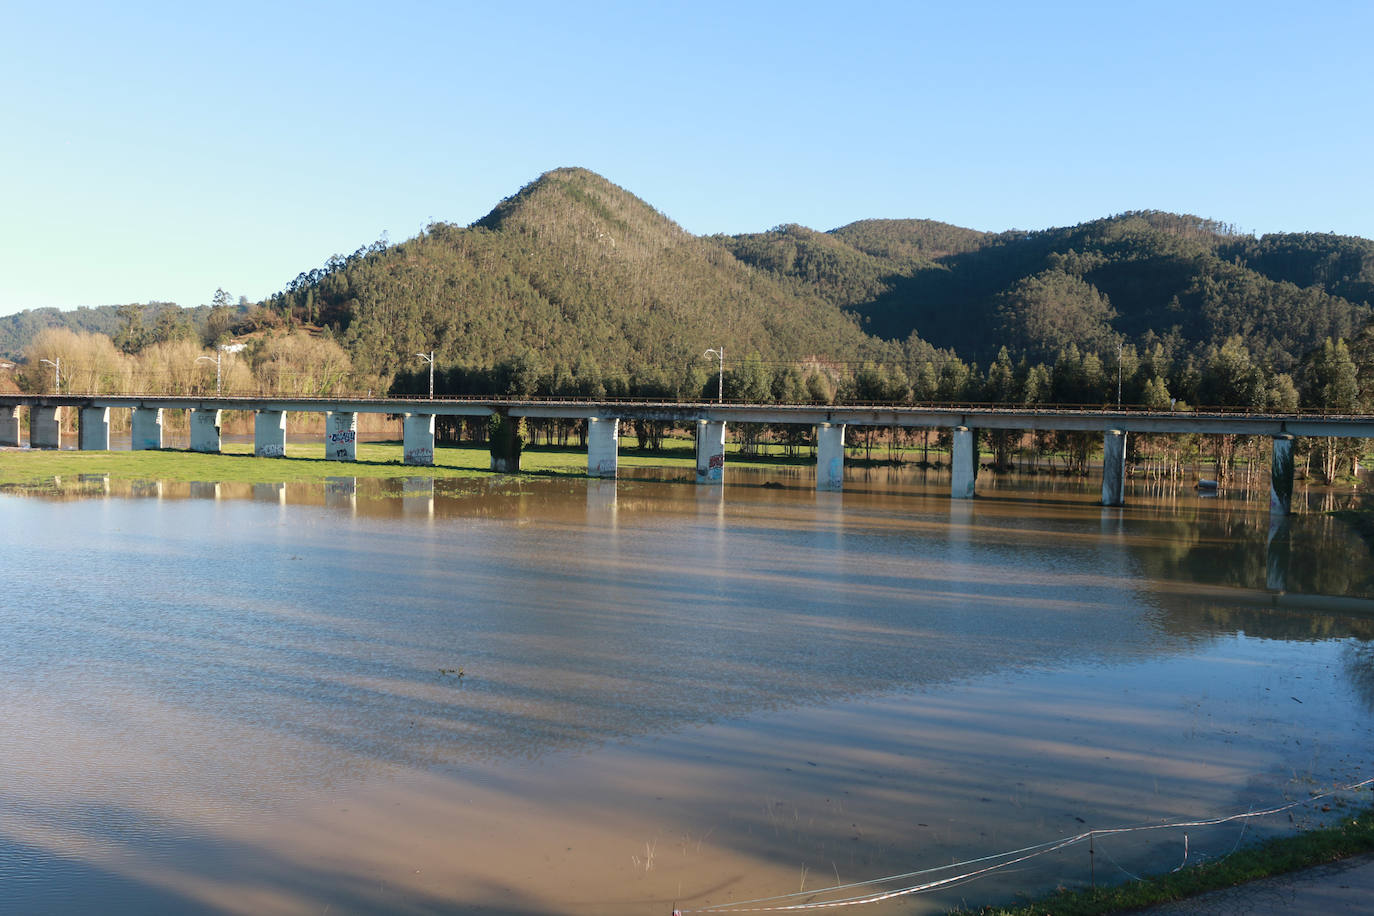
[2, 390, 1372, 423]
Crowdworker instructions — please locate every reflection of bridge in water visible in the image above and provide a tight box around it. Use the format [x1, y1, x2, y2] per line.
[23, 458, 1374, 612]
[3, 395, 1372, 513]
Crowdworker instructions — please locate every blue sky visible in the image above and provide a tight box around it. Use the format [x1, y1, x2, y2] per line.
[2, 1, 1370, 316]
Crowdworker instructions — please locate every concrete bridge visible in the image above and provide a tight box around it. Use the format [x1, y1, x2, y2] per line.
[2, 394, 1371, 514]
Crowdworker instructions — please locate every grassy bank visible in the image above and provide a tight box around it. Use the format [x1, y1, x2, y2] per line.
[0, 440, 820, 490]
[952, 803, 1374, 916]
[0, 443, 494, 488]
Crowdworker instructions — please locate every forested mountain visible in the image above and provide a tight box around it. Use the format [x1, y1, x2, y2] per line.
[0, 306, 126, 359]
[268, 168, 896, 396]
[725, 212, 1372, 371]
[1218, 232, 1374, 307]
[0, 303, 216, 360]
[717, 218, 991, 308]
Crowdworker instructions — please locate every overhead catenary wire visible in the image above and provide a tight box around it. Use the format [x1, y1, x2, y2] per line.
[674, 777, 1374, 914]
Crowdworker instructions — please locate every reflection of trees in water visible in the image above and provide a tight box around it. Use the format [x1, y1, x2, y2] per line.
[1158, 601, 1374, 642]
[1286, 514, 1374, 597]
[1128, 493, 1374, 598]
[1343, 643, 1374, 712]
[1133, 501, 1266, 590]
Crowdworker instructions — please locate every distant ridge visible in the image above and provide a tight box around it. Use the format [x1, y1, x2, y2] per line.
[723, 209, 1372, 369]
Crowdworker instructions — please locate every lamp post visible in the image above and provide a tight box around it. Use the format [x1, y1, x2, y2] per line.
[196, 350, 223, 396]
[39, 357, 61, 392]
[415, 350, 435, 398]
[703, 347, 724, 403]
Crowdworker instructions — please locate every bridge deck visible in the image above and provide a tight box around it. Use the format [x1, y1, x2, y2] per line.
[2, 395, 1372, 438]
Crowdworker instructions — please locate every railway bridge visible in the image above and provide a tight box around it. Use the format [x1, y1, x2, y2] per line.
[2, 395, 1371, 514]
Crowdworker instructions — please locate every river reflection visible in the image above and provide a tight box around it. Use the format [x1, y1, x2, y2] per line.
[0, 469, 1371, 915]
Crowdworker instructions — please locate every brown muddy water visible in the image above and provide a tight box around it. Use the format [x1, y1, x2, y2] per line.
[1, 466, 1371, 915]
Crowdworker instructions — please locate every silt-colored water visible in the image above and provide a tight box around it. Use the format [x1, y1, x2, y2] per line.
[0, 467, 1370, 914]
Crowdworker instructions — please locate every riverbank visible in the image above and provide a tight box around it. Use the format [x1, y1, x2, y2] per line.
[0, 443, 496, 489]
[0, 441, 817, 490]
[951, 801, 1374, 916]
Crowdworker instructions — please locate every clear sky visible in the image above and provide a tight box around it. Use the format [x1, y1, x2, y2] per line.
[2, 1, 1370, 316]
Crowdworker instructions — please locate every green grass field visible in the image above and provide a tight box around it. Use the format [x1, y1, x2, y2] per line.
[0, 438, 822, 490]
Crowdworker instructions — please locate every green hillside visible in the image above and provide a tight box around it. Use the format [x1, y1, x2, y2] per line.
[726, 211, 1371, 371]
[0, 303, 218, 361]
[0, 306, 127, 360]
[270, 167, 895, 396]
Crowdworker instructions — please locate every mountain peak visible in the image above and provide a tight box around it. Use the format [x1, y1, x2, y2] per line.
[473, 167, 686, 245]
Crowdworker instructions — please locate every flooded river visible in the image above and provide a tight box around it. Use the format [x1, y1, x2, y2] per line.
[1, 466, 1371, 914]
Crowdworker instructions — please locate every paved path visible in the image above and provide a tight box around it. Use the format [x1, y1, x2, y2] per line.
[1136, 853, 1374, 914]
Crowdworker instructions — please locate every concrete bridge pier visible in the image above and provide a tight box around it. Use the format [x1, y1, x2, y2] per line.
[695, 419, 726, 484]
[489, 412, 523, 473]
[1101, 430, 1127, 506]
[254, 410, 286, 457]
[587, 417, 619, 478]
[79, 407, 110, 450]
[403, 414, 435, 466]
[816, 423, 845, 490]
[1270, 435, 1295, 516]
[131, 407, 163, 450]
[190, 409, 222, 453]
[30, 406, 63, 449]
[326, 411, 357, 461]
[950, 426, 978, 499]
[0, 405, 21, 446]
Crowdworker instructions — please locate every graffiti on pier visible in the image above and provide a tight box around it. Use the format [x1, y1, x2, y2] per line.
[404, 446, 434, 465]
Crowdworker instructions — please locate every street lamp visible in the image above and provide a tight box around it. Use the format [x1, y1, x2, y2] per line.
[39, 357, 61, 392]
[196, 350, 223, 396]
[703, 347, 724, 403]
[415, 350, 435, 398]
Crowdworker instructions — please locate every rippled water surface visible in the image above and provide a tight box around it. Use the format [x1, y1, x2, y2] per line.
[1, 467, 1371, 915]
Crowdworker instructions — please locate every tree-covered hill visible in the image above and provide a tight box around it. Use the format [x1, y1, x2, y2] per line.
[1218, 232, 1374, 307]
[715, 222, 931, 310]
[831, 218, 994, 262]
[0, 303, 218, 360]
[0, 306, 126, 359]
[726, 211, 1372, 371]
[270, 167, 895, 394]
[715, 219, 992, 322]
